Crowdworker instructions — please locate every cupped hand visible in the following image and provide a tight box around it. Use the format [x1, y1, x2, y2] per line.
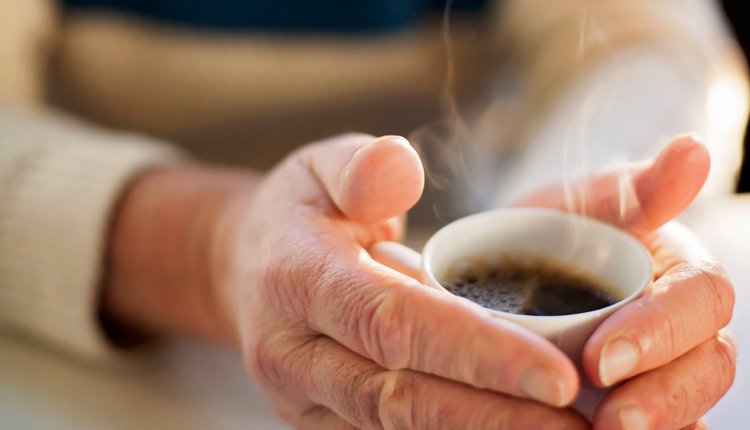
[217, 134, 589, 429]
[518, 135, 736, 430]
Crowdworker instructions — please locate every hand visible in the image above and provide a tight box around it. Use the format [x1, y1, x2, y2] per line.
[517, 134, 736, 430]
[222, 134, 590, 429]
[104, 133, 589, 429]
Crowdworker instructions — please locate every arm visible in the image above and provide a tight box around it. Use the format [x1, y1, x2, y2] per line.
[0, 106, 180, 358]
[99, 133, 592, 429]
[101, 165, 261, 344]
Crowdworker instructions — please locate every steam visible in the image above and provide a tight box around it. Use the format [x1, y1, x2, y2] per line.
[408, 0, 498, 222]
[410, 2, 658, 227]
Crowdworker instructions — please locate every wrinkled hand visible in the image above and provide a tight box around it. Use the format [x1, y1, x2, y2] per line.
[217, 134, 589, 429]
[518, 135, 736, 430]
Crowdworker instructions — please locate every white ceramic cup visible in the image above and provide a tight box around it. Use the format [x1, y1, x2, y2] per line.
[370, 208, 653, 418]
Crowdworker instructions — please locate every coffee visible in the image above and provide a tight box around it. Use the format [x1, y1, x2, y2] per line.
[442, 253, 622, 316]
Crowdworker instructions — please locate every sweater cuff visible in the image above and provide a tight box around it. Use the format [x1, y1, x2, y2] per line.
[0, 108, 183, 361]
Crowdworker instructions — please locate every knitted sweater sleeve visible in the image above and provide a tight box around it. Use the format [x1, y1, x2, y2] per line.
[0, 105, 182, 360]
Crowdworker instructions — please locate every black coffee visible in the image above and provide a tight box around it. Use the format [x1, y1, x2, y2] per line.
[442, 254, 621, 316]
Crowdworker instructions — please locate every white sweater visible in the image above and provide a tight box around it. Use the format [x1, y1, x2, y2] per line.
[0, 106, 178, 359]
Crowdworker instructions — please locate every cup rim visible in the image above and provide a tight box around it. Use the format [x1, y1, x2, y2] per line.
[421, 207, 653, 321]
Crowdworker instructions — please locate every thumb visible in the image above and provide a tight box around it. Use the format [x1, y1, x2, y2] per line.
[302, 133, 425, 223]
[515, 134, 710, 237]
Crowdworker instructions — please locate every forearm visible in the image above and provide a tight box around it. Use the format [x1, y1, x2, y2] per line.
[101, 164, 261, 346]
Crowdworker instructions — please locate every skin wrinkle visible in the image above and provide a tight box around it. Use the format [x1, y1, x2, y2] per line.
[310, 251, 380, 358]
[458, 313, 506, 389]
[261, 238, 309, 321]
[367, 286, 415, 370]
[713, 334, 738, 401]
[647, 262, 733, 359]
[292, 153, 340, 215]
[324, 341, 376, 427]
[679, 337, 736, 427]
[295, 242, 340, 323]
[352, 368, 387, 429]
[696, 267, 735, 329]
[663, 375, 691, 426]
[641, 231, 683, 277]
[254, 329, 323, 422]
[359, 289, 392, 371]
[248, 329, 292, 391]
[341, 273, 383, 361]
[589, 232, 733, 393]
[646, 280, 682, 363]
[377, 370, 415, 430]
[661, 341, 719, 426]
[295, 333, 325, 383]
[595, 331, 737, 429]
[301, 336, 413, 430]
[595, 337, 734, 429]
[288, 338, 337, 426]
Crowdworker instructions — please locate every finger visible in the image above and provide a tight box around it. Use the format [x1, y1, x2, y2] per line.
[280, 235, 580, 406]
[515, 134, 710, 237]
[299, 406, 359, 430]
[582, 223, 735, 387]
[350, 214, 408, 248]
[369, 240, 422, 280]
[680, 419, 709, 430]
[297, 336, 588, 430]
[298, 133, 425, 224]
[592, 332, 735, 430]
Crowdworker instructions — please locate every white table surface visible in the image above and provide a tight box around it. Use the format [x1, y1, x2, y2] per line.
[2, 197, 749, 430]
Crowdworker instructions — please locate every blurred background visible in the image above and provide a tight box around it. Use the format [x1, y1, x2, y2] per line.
[2, 0, 750, 429]
[724, 0, 750, 191]
[33, 0, 750, 225]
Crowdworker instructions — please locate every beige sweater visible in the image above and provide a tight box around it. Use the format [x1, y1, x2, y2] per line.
[0, 0, 746, 360]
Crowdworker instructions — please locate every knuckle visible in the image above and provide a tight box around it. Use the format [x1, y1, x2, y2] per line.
[245, 334, 288, 389]
[246, 333, 320, 400]
[698, 266, 735, 328]
[710, 334, 737, 394]
[377, 370, 417, 430]
[649, 299, 681, 360]
[362, 288, 415, 369]
[660, 336, 737, 427]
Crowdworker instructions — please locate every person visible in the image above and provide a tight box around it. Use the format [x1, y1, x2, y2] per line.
[0, 0, 743, 429]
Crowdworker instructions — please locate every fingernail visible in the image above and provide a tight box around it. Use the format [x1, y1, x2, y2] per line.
[600, 338, 639, 386]
[619, 406, 649, 430]
[379, 134, 411, 146]
[519, 365, 565, 406]
[344, 136, 407, 176]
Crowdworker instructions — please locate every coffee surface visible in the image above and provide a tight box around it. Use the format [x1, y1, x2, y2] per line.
[442, 254, 621, 316]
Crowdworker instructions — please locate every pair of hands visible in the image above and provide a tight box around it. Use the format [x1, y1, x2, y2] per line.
[216, 133, 735, 429]
[106, 133, 735, 429]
